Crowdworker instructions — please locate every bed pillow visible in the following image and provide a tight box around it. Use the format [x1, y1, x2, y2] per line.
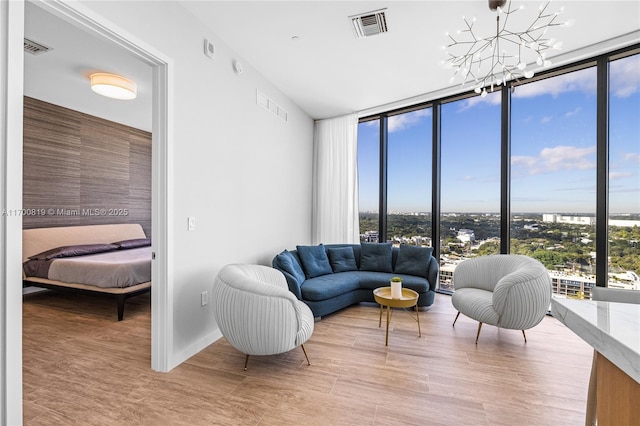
[394, 244, 432, 279]
[296, 244, 333, 279]
[29, 243, 119, 260]
[113, 238, 151, 249]
[273, 250, 306, 284]
[359, 242, 393, 273]
[327, 247, 357, 272]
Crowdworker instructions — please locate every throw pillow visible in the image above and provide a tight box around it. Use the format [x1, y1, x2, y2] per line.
[112, 238, 151, 249]
[359, 242, 393, 273]
[29, 243, 119, 260]
[296, 245, 333, 279]
[274, 250, 306, 284]
[327, 247, 358, 273]
[394, 244, 433, 278]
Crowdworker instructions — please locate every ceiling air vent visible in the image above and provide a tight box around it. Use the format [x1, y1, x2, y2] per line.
[350, 8, 388, 39]
[24, 38, 53, 55]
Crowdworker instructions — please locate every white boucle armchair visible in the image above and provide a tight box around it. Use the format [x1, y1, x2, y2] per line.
[451, 254, 551, 344]
[212, 264, 314, 370]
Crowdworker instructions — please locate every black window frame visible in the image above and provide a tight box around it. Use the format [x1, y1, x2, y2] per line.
[358, 43, 640, 292]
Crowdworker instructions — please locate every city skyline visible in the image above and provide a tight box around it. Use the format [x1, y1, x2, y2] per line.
[358, 54, 639, 214]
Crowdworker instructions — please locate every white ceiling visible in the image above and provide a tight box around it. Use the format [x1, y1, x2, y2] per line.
[24, 1, 640, 129]
[24, 1, 153, 132]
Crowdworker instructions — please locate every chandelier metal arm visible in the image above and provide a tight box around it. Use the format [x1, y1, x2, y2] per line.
[442, 0, 570, 95]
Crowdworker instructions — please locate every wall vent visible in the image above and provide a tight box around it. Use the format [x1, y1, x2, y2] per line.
[24, 38, 53, 55]
[257, 90, 288, 123]
[349, 8, 388, 39]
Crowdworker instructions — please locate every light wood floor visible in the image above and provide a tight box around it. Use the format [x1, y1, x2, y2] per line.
[23, 291, 593, 425]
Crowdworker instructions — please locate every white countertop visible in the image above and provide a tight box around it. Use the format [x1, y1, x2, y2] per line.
[551, 297, 640, 383]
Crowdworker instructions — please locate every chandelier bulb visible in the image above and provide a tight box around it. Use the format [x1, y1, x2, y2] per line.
[443, 0, 570, 89]
[481, 89, 488, 98]
[564, 19, 575, 27]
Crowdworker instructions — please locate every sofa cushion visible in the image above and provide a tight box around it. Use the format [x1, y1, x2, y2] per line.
[296, 244, 333, 279]
[359, 242, 393, 273]
[327, 247, 358, 272]
[301, 272, 362, 301]
[273, 250, 306, 284]
[394, 245, 432, 279]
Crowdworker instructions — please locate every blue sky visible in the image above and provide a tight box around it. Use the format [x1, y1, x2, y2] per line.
[358, 54, 639, 214]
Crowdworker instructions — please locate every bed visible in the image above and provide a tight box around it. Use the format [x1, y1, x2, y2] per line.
[22, 223, 152, 321]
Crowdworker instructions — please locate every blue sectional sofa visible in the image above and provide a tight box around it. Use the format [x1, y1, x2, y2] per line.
[272, 243, 439, 318]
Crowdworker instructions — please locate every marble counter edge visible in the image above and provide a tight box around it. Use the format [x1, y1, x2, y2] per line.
[550, 298, 640, 384]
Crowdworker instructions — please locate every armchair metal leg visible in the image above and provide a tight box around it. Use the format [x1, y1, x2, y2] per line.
[244, 354, 250, 371]
[475, 322, 483, 344]
[301, 344, 311, 366]
[522, 330, 527, 343]
[453, 311, 461, 327]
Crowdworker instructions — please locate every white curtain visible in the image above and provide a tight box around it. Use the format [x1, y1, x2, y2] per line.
[312, 113, 360, 244]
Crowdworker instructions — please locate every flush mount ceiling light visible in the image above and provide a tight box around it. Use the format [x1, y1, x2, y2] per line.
[90, 72, 137, 100]
[442, 0, 573, 97]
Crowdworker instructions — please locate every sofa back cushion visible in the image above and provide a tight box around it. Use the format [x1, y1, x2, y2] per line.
[359, 242, 393, 273]
[273, 250, 306, 284]
[327, 246, 358, 272]
[394, 244, 432, 279]
[296, 245, 333, 279]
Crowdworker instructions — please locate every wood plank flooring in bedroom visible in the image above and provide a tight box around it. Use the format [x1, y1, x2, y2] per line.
[22, 291, 592, 425]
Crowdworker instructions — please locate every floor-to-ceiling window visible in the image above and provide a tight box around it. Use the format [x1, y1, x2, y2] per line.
[358, 118, 381, 242]
[358, 44, 639, 298]
[387, 108, 432, 245]
[510, 66, 598, 298]
[439, 93, 501, 291]
[608, 53, 640, 291]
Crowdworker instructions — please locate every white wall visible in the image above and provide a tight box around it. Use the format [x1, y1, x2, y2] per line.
[73, 1, 314, 366]
[0, 1, 25, 424]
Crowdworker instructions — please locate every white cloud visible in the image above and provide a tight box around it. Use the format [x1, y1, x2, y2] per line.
[540, 116, 553, 124]
[609, 171, 633, 180]
[388, 109, 431, 133]
[512, 68, 596, 99]
[611, 55, 640, 99]
[457, 91, 501, 112]
[511, 145, 596, 175]
[564, 107, 582, 117]
[623, 152, 640, 163]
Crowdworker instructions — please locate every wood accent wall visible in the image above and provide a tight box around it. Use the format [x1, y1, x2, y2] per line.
[23, 97, 151, 237]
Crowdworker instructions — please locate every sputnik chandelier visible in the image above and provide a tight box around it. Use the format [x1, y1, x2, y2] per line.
[443, 0, 573, 97]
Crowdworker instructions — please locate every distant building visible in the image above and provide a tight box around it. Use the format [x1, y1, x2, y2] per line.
[543, 214, 640, 227]
[439, 263, 638, 296]
[457, 229, 475, 243]
[543, 214, 596, 226]
[361, 231, 379, 243]
[438, 263, 457, 292]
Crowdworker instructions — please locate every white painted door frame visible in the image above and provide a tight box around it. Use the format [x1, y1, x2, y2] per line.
[1, 0, 173, 422]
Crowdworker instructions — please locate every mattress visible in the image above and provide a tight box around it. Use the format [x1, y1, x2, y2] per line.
[24, 246, 151, 289]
